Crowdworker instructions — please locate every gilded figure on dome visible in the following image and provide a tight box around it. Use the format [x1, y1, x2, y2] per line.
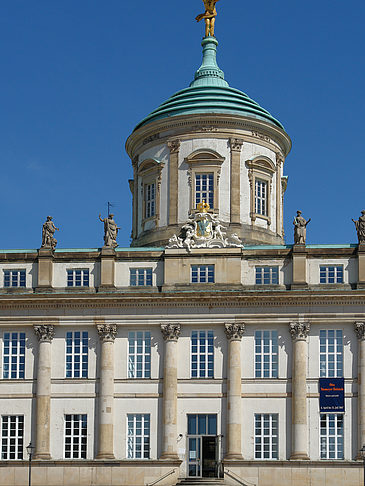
[196, 0, 220, 37]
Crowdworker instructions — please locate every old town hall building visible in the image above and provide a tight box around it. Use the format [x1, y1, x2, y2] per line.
[1, 11, 365, 486]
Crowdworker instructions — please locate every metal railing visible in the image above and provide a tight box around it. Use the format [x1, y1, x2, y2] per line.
[224, 468, 256, 486]
[146, 468, 176, 486]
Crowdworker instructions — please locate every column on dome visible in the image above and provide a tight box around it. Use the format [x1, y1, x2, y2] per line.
[224, 322, 245, 460]
[160, 323, 181, 460]
[355, 322, 365, 456]
[289, 322, 310, 460]
[229, 139, 244, 226]
[168, 139, 181, 226]
[96, 323, 117, 459]
[33, 324, 55, 460]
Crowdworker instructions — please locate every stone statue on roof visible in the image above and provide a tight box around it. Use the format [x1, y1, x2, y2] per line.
[41, 216, 59, 251]
[196, 0, 220, 37]
[99, 213, 120, 248]
[293, 210, 311, 245]
[352, 210, 365, 244]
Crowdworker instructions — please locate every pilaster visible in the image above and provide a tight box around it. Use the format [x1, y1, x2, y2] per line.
[357, 244, 365, 289]
[160, 323, 181, 460]
[291, 244, 308, 289]
[224, 322, 245, 460]
[33, 324, 55, 460]
[99, 247, 116, 291]
[168, 139, 181, 226]
[275, 152, 284, 237]
[289, 322, 310, 460]
[355, 322, 365, 458]
[229, 139, 243, 226]
[96, 323, 117, 460]
[36, 248, 54, 291]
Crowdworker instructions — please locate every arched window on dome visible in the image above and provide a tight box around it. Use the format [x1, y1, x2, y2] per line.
[186, 149, 224, 212]
[246, 156, 276, 226]
[137, 158, 164, 230]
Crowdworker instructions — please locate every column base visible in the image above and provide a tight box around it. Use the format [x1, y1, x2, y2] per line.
[33, 453, 52, 460]
[224, 453, 244, 461]
[160, 453, 180, 461]
[96, 453, 115, 460]
[289, 453, 310, 460]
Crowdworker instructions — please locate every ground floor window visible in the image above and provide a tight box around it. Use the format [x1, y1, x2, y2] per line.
[1, 415, 24, 460]
[127, 414, 150, 459]
[320, 413, 344, 459]
[64, 414, 87, 459]
[254, 413, 278, 459]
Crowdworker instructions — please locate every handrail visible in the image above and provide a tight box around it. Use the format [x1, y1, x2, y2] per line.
[146, 468, 176, 486]
[224, 468, 256, 486]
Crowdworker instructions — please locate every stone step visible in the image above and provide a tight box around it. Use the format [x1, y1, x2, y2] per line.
[176, 479, 226, 486]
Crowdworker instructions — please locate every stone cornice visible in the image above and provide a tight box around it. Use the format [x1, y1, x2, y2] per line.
[1, 290, 365, 311]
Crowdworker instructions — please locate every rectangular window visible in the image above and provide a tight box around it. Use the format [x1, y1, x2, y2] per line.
[127, 414, 150, 459]
[255, 330, 278, 378]
[67, 269, 89, 287]
[130, 268, 153, 287]
[319, 265, 344, 284]
[65, 331, 88, 378]
[320, 414, 344, 459]
[128, 331, 151, 379]
[191, 330, 214, 378]
[191, 265, 215, 283]
[255, 266, 279, 285]
[64, 414, 87, 459]
[320, 330, 343, 378]
[255, 414, 278, 459]
[4, 270, 26, 288]
[255, 180, 267, 216]
[195, 173, 214, 209]
[1, 415, 24, 460]
[187, 414, 217, 435]
[145, 183, 156, 219]
[3, 332, 25, 379]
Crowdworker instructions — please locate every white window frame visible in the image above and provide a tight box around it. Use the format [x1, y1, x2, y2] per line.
[320, 329, 343, 378]
[195, 173, 214, 209]
[255, 179, 268, 216]
[138, 158, 164, 230]
[319, 265, 344, 284]
[127, 414, 150, 459]
[191, 330, 214, 379]
[191, 265, 215, 284]
[254, 413, 279, 460]
[65, 331, 88, 378]
[64, 414, 87, 459]
[67, 269, 90, 287]
[128, 331, 151, 379]
[320, 413, 344, 459]
[247, 156, 276, 225]
[255, 266, 279, 285]
[129, 268, 153, 287]
[1, 415, 24, 460]
[3, 332, 25, 379]
[3, 269, 26, 288]
[255, 330, 278, 378]
[144, 182, 156, 219]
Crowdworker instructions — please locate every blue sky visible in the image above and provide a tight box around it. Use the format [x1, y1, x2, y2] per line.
[1, 0, 364, 249]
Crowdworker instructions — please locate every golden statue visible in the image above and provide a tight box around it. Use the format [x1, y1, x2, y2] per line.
[197, 200, 210, 213]
[196, 0, 220, 37]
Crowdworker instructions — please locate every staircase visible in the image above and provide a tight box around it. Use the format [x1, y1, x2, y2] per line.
[176, 479, 226, 486]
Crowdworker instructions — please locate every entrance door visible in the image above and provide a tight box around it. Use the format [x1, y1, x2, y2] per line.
[202, 436, 217, 477]
[188, 436, 202, 477]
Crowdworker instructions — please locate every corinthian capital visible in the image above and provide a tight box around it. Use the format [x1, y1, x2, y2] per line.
[167, 139, 181, 154]
[160, 323, 181, 342]
[224, 323, 245, 341]
[355, 322, 365, 340]
[34, 324, 55, 343]
[289, 322, 310, 341]
[229, 138, 244, 152]
[97, 324, 117, 342]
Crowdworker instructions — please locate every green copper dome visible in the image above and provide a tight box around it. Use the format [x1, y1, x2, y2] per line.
[134, 37, 284, 131]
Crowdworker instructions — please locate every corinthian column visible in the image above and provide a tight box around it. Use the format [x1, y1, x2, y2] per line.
[224, 323, 245, 460]
[160, 323, 181, 460]
[289, 322, 310, 460]
[96, 324, 117, 459]
[33, 324, 55, 460]
[355, 322, 365, 457]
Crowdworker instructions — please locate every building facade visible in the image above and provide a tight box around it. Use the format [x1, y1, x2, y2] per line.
[1, 25, 365, 486]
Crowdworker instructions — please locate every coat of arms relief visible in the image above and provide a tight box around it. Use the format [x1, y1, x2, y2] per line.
[167, 201, 243, 252]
